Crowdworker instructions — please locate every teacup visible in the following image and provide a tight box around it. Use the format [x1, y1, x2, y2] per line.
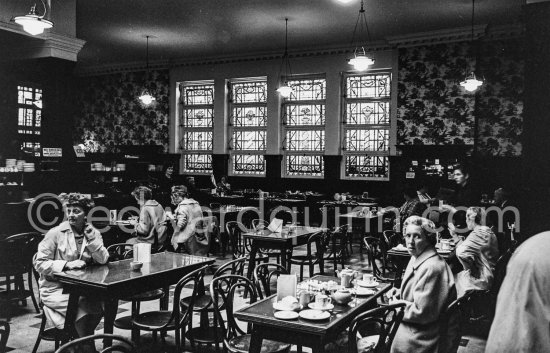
[363, 274, 374, 283]
[440, 240, 451, 251]
[315, 294, 332, 308]
[130, 261, 143, 271]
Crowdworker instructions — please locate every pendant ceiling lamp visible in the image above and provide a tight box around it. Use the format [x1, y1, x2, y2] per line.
[276, 18, 294, 98]
[460, 0, 483, 92]
[13, 0, 53, 36]
[138, 35, 156, 106]
[348, 0, 375, 71]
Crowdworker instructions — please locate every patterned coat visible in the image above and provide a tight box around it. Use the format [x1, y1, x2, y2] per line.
[33, 221, 109, 328]
[172, 198, 207, 255]
[391, 247, 456, 353]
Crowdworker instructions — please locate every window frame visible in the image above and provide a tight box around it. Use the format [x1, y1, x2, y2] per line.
[228, 77, 267, 177]
[178, 81, 215, 175]
[282, 74, 327, 179]
[340, 70, 394, 181]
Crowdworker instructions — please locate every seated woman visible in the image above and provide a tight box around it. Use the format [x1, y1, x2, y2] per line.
[170, 185, 208, 255]
[454, 207, 499, 297]
[128, 186, 167, 247]
[33, 193, 109, 339]
[386, 216, 456, 353]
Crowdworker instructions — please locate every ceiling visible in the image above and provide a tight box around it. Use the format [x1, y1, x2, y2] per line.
[4, 0, 526, 69]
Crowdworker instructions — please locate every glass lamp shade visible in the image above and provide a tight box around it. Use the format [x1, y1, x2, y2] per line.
[460, 73, 483, 92]
[14, 15, 53, 35]
[348, 53, 375, 71]
[276, 84, 293, 98]
[138, 91, 156, 105]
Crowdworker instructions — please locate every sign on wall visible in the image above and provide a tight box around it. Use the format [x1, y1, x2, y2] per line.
[42, 147, 62, 157]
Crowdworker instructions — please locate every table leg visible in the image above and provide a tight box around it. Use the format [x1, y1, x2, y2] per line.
[63, 292, 80, 342]
[248, 327, 263, 353]
[332, 237, 337, 272]
[316, 239, 325, 275]
[161, 286, 169, 310]
[103, 298, 118, 348]
[281, 245, 289, 273]
[245, 243, 259, 298]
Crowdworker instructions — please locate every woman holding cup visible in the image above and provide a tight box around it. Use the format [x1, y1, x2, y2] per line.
[385, 216, 456, 353]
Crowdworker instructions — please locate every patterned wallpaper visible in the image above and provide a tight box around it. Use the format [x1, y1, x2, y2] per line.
[74, 69, 169, 153]
[477, 39, 524, 156]
[397, 39, 524, 156]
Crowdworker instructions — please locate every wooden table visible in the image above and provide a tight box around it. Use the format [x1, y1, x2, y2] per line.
[243, 226, 326, 278]
[55, 252, 215, 346]
[387, 245, 457, 284]
[235, 275, 391, 353]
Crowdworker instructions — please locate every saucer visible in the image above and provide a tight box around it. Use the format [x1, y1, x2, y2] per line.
[299, 309, 331, 321]
[308, 303, 334, 311]
[357, 280, 379, 288]
[273, 302, 303, 312]
[437, 249, 452, 254]
[354, 287, 376, 296]
[274, 310, 299, 320]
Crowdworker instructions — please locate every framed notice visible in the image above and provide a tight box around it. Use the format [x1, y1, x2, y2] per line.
[42, 148, 62, 157]
[73, 145, 85, 158]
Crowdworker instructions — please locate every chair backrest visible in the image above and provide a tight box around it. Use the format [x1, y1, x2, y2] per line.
[106, 243, 135, 262]
[0, 320, 9, 353]
[326, 225, 348, 249]
[225, 221, 248, 259]
[383, 230, 403, 249]
[0, 232, 42, 271]
[439, 289, 485, 353]
[362, 236, 396, 284]
[213, 257, 246, 279]
[253, 263, 288, 299]
[348, 303, 406, 353]
[210, 274, 259, 345]
[54, 333, 134, 353]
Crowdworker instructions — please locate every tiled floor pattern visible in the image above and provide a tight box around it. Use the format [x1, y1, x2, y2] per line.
[1, 245, 488, 353]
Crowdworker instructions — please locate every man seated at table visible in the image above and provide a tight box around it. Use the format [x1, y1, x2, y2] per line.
[128, 186, 168, 248]
[170, 185, 209, 256]
[382, 187, 427, 230]
[34, 193, 109, 350]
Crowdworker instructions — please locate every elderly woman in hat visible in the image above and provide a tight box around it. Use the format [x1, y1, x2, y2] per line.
[34, 193, 109, 340]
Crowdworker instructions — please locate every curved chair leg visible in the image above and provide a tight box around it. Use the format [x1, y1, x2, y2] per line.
[28, 270, 40, 313]
[31, 313, 47, 353]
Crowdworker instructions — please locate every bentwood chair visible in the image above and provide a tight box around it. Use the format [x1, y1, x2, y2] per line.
[179, 257, 246, 350]
[106, 244, 165, 333]
[54, 334, 134, 353]
[323, 225, 349, 272]
[225, 221, 268, 263]
[253, 263, 288, 299]
[0, 232, 41, 320]
[210, 275, 291, 353]
[0, 320, 9, 353]
[252, 219, 287, 264]
[132, 265, 209, 351]
[288, 231, 326, 280]
[31, 254, 72, 353]
[347, 303, 406, 353]
[362, 237, 399, 286]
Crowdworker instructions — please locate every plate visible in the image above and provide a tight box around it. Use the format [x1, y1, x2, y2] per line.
[356, 280, 379, 288]
[115, 220, 131, 225]
[273, 302, 302, 311]
[308, 303, 334, 311]
[274, 310, 299, 320]
[438, 249, 452, 254]
[354, 287, 375, 296]
[299, 309, 331, 321]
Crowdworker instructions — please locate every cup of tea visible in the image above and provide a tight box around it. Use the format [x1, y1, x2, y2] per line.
[315, 294, 332, 308]
[363, 273, 374, 283]
[440, 240, 451, 251]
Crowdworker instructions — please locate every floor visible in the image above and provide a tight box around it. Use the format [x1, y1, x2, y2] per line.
[1, 242, 488, 353]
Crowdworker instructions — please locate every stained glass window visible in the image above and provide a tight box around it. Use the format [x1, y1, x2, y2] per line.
[179, 82, 214, 173]
[343, 73, 392, 180]
[229, 79, 267, 176]
[17, 85, 41, 156]
[282, 76, 326, 178]
[232, 154, 265, 175]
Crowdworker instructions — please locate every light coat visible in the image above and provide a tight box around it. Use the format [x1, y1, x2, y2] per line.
[133, 200, 167, 245]
[172, 198, 207, 255]
[455, 225, 499, 297]
[33, 221, 109, 328]
[391, 247, 456, 353]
